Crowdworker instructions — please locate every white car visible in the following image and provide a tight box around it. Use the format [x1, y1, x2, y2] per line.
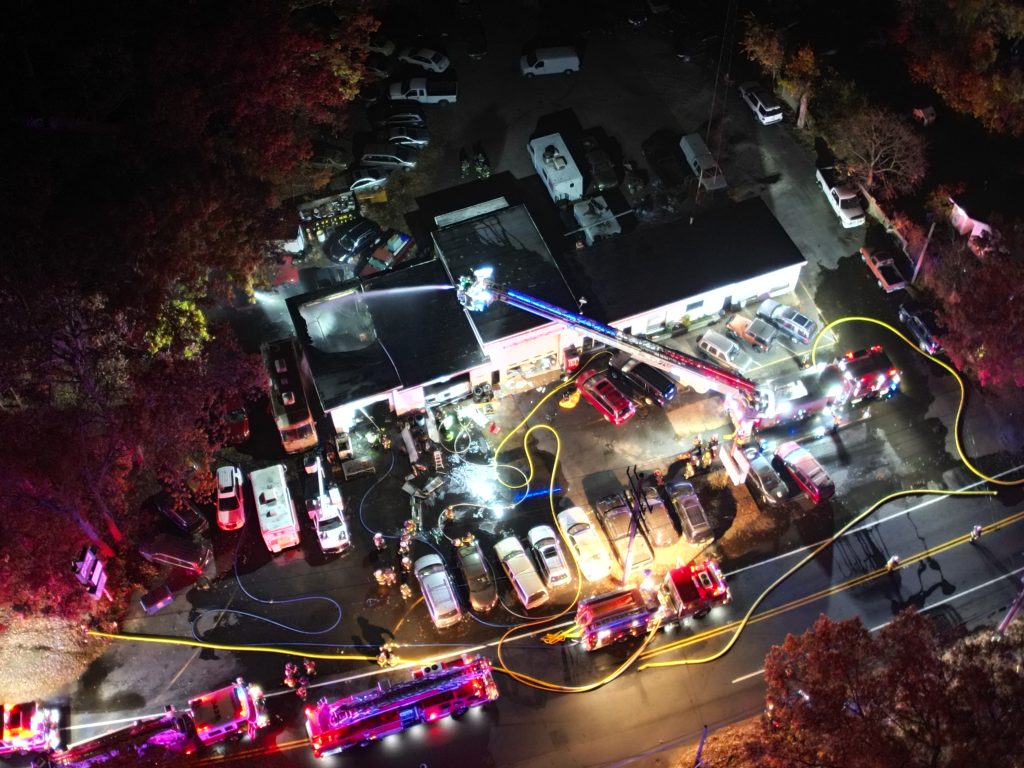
[348, 167, 391, 194]
[738, 81, 783, 125]
[397, 47, 450, 73]
[215, 465, 245, 531]
[414, 554, 462, 629]
[527, 525, 571, 588]
[313, 487, 351, 555]
[556, 507, 611, 583]
[493, 537, 549, 610]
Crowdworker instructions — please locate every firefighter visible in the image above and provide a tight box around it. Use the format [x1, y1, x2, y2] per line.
[296, 685, 308, 701]
[303, 658, 317, 677]
[886, 555, 901, 572]
[970, 525, 983, 543]
[373, 532, 387, 551]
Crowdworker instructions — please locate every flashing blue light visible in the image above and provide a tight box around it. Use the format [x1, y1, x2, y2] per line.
[513, 486, 563, 503]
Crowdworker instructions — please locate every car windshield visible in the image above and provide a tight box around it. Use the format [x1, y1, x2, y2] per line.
[219, 495, 239, 511]
[541, 545, 559, 562]
[840, 198, 861, 210]
[568, 522, 588, 537]
[320, 517, 344, 533]
[526, 52, 538, 66]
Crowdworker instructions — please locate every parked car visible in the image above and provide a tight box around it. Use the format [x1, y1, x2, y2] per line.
[326, 218, 385, 265]
[860, 246, 908, 293]
[364, 52, 396, 80]
[898, 299, 944, 355]
[774, 441, 835, 504]
[609, 355, 677, 407]
[149, 491, 209, 535]
[743, 446, 788, 506]
[414, 554, 462, 629]
[724, 314, 777, 353]
[738, 82, 784, 125]
[398, 46, 450, 73]
[576, 369, 636, 425]
[696, 330, 755, 373]
[581, 135, 618, 192]
[756, 299, 819, 345]
[215, 465, 246, 531]
[368, 101, 426, 128]
[223, 394, 250, 444]
[455, 537, 498, 613]
[366, 34, 396, 57]
[640, 487, 679, 548]
[359, 143, 419, 171]
[519, 46, 580, 77]
[642, 130, 689, 189]
[348, 166, 392, 194]
[527, 525, 571, 588]
[379, 125, 431, 148]
[556, 506, 612, 583]
[494, 536, 549, 610]
[595, 493, 654, 573]
[665, 480, 714, 545]
[138, 536, 212, 576]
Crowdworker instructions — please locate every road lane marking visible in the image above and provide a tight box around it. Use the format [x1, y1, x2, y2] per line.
[725, 462, 1024, 579]
[731, 668, 765, 684]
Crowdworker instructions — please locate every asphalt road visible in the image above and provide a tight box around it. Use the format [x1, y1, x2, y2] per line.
[47, 8, 1024, 768]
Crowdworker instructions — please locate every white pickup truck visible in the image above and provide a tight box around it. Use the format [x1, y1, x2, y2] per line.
[815, 167, 865, 228]
[388, 78, 458, 104]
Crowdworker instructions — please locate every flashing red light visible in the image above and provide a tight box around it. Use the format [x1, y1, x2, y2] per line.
[844, 350, 855, 360]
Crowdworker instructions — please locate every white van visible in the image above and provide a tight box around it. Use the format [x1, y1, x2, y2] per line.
[494, 536, 550, 609]
[679, 133, 727, 191]
[697, 330, 754, 373]
[520, 46, 580, 77]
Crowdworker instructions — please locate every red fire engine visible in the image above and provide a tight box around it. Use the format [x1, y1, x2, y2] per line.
[836, 346, 900, 404]
[0, 702, 60, 756]
[305, 655, 499, 758]
[36, 679, 267, 767]
[660, 560, 732, 621]
[576, 588, 655, 651]
[575, 560, 732, 652]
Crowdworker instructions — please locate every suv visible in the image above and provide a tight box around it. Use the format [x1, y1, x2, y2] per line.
[609, 355, 677, 407]
[369, 101, 426, 128]
[327, 219, 384, 265]
[414, 554, 462, 629]
[696, 330, 755, 373]
[494, 537, 549, 610]
[743, 446, 788, 506]
[455, 538, 498, 613]
[756, 299, 819, 345]
[527, 525, 571, 588]
[215, 465, 245, 531]
[665, 480, 714, 545]
[898, 299, 944, 355]
[774, 441, 835, 504]
[595, 493, 654, 573]
[738, 82, 783, 125]
[576, 369, 636, 425]
[556, 506, 612, 583]
[359, 143, 418, 171]
[150, 491, 209, 535]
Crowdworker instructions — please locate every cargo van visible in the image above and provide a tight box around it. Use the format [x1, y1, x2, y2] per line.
[697, 330, 754, 373]
[609, 355, 677, 407]
[679, 133, 727, 191]
[519, 46, 580, 77]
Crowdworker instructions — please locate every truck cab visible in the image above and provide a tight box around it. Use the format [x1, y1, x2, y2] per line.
[660, 560, 731, 621]
[189, 680, 269, 745]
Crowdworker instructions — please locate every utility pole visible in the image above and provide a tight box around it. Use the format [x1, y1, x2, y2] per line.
[911, 220, 936, 284]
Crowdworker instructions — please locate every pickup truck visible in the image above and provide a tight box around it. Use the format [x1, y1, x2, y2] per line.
[859, 246, 907, 293]
[724, 313, 777, 352]
[388, 78, 457, 104]
[815, 167, 865, 228]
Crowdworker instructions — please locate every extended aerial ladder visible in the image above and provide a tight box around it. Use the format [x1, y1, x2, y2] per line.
[456, 268, 762, 426]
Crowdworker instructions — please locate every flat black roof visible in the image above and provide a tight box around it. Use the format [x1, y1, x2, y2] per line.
[559, 197, 807, 323]
[286, 259, 485, 411]
[433, 204, 579, 344]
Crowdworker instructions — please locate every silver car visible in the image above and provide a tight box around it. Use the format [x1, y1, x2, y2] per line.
[380, 126, 430, 148]
[414, 554, 462, 629]
[527, 525, 571, 588]
[595, 493, 654, 573]
[360, 143, 418, 171]
[348, 167, 391, 194]
[640, 487, 679, 548]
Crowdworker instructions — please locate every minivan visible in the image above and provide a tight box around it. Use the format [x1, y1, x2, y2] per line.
[520, 46, 580, 77]
[679, 133, 727, 191]
[609, 356, 677, 407]
[696, 330, 755, 373]
[775, 441, 835, 504]
[494, 537, 550, 609]
[756, 299, 819, 345]
[138, 536, 212, 576]
[359, 143, 418, 171]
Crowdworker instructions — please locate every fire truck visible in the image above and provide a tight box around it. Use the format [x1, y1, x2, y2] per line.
[574, 560, 732, 651]
[305, 655, 499, 757]
[0, 702, 60, 757]
[36, 679, 267, 767]
[753, 346, 899, 432]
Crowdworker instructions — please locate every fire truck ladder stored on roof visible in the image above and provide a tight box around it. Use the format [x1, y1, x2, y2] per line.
[456, 269, 759, 406]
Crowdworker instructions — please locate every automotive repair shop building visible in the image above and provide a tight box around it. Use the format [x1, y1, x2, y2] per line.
[285, 173, 806, 432]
